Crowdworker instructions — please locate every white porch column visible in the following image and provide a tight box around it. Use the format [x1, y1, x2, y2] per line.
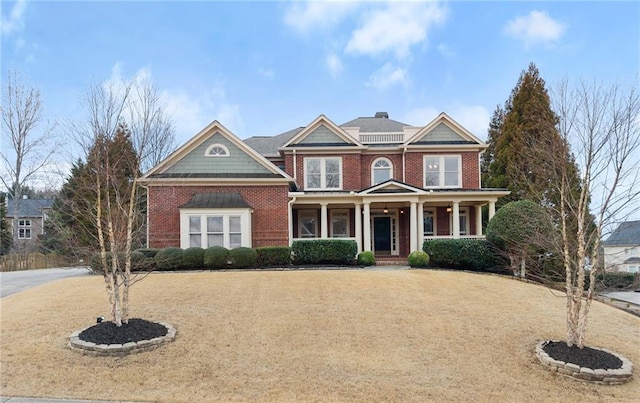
[363, 202, 371, 252]
[488, 201, 496, 220]
[452, 201, 460, 239]
[320, 203, 328, 238]
[417, 202, 424, 250]
[475, 205, 483, 237]
[410, 202, 418, 251]
[355, 203, 362, 253]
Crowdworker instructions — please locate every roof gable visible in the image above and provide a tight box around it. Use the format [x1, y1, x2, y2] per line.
[282, 115, 364, 148]
[405, 113, 485, 146]
[142, 121, 291, 181]
[359, 179, 426, 195]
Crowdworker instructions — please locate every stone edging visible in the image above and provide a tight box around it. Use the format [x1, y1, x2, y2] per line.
[536, 340, 633, 385]
[69, 322, 176, 357]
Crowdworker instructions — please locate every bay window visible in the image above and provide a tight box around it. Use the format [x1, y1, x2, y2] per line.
[181, 209, 250, 249]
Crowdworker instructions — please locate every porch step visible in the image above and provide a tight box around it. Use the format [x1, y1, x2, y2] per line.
[375, 256, 408, 266]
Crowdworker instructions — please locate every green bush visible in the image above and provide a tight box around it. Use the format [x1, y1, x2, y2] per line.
[155, 247, 183, 270]
[408, 250, 430, 267]
[291, 240, 358, 265]
[423, 239, 506, 273]
[357, 251, 375, 266]
[256, 246, 291, 267]
[204, 246, 229, 269]
[229, 247, 258, 269]
[135, 248, 160, 258]
[90, 251, 147, 273]
[182, 247, 205, 268]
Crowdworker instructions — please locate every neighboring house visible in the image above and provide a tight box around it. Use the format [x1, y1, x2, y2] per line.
[140, 112, 510, 257]
[6, 196, 53, 253]
[602, 221, 640, 273]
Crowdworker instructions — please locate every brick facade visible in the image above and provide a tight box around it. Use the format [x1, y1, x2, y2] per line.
[148, 185, 290, 248]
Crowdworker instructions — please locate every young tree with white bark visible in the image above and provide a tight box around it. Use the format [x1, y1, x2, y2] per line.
[551, 79, 640, 348]
[68, 74, 175, 326]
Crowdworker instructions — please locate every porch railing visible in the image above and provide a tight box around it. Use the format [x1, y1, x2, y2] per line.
[424, 235, 486, 240]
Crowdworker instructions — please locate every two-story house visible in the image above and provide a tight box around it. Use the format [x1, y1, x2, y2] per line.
[6, 196, 53, 253]
[140, 112, 509, 257]
[602, 221, 640, 273]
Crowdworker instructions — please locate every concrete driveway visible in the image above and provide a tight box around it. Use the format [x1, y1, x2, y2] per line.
[0, 267, 93, 298]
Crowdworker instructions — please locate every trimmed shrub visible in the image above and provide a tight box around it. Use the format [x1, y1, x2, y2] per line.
[408, 250, 430, 267]
[182, 247, 205, 268]
[423, 239, 506, 273]
[135, 248, 160, 258]
[155, 247, 183, 270]
[90, 251, 147, 273]
[256, 246, 291, 267]
[357, 251, 375, 266]
[229, 247, 258, 269]
[204, 246, 229, 270]
[291, 239, 357, 265]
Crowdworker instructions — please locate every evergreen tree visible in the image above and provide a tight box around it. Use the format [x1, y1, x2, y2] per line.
[484, 63, 583, 212]
[0, 192, 12, 255]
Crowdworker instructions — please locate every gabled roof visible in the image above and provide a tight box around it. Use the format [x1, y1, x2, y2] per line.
[6, 198, 53, 218]
[244, 127, 303, 157]
[603, 220, 640, 246]
[281, 115, 365, 149]
[141, 120, 292, 182]
[404, 112, 486, 147]
[358, 179, 427, 195]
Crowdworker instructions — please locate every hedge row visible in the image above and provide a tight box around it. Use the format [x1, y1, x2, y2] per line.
[90, 240, 361, 272]
[423, 239, 508, 273]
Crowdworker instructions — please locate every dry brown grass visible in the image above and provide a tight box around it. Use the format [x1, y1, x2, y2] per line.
[1, 269, 639, 402]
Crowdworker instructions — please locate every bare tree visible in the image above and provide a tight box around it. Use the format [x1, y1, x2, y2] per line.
[1, 71, 58, 247]
[552, 79, 640, 348]
[68, 73, 175, 326]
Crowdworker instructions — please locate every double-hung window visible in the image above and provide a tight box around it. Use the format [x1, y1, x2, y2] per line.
[424, 155, 461, 188]
[305, 157, 341, 190]
[18, 219, 32, 239]
[330, 209, 349, 238]
[298, 210, 318, 238]
[181, 209, 250, 249]
[423, 209, 436, 237]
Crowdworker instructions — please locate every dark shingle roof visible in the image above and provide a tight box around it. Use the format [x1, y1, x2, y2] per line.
[6, 198, 53, 218]
[340, 116, 409, 133]
[603, 221, 640, 246]
[244, 127, 304, 157]
[179, 193, 251, 209]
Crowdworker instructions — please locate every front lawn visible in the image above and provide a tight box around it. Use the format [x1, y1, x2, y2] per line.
[1, 270, 638, 401]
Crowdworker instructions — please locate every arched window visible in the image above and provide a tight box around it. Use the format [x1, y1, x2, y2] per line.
[205, 144, 229, 157]
[372, 157, 393, 185]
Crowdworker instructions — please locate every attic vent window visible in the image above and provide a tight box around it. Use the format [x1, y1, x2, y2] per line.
[205, 144, 229, 157]
[374, 112, 389, 118]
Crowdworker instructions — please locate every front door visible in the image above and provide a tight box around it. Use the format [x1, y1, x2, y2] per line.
[373, 216, 391, 254]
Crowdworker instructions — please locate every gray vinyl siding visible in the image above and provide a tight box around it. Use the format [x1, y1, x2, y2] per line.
[166, 133, 273, 175]
[298, 124, 349, 145]
[416, 123, 466, 143]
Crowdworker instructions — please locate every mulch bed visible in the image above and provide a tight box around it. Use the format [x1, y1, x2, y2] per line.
[543, 341, 623, 370]
[79, 318, 167, 345]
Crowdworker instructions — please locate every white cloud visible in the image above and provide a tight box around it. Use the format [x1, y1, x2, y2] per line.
[283, 1, 359, 34]
[0, 0, 27, 35]
[366, 63, 409, 90]
[345, 1, 447, 58]
[326, 53, 343, 78]
[402, 107, 440, 127]
[504, 10, 566, 48]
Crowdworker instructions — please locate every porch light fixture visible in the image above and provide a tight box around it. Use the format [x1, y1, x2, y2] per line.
[383, 205, 389, 214]
[446, 207, 452, 213]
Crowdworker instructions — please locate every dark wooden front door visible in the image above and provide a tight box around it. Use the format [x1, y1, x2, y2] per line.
[374, 217, 391, 252]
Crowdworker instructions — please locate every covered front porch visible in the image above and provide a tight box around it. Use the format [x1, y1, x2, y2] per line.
[288, 181, 509, 256]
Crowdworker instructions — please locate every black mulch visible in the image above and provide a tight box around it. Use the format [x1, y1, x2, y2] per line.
[79, 318, 167, 345]
[543, 341, 622, 370]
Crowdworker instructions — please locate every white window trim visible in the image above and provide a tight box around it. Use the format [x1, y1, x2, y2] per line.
[330, 209, 350, 238]
[304, 157, 342, 190]
[371, 157, 393, 185]
[180, 208, 251, 249]
[423, 155, 462, 188]
[298, 209, 318, 238]
[423, 208, 437, 236]
[205, 144, 230, 157]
